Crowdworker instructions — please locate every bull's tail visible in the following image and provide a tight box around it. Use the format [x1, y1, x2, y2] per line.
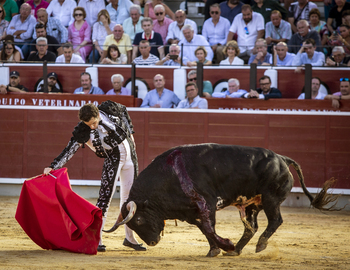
[279, 155, 341, 211]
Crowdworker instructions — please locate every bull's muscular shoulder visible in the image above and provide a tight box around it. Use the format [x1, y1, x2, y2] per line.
[98, 100, 126, 116]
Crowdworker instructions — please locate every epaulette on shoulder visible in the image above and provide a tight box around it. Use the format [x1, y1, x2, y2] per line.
[98, 100, 124, 116]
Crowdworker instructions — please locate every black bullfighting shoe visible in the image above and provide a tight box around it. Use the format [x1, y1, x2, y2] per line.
[123, 238, 147, 251]
[97, 244, 106, 252]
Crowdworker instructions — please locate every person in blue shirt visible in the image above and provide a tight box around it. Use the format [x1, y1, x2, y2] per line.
[293, 38, 325, 72]
[248, 38, 272, 65]
[273, 41, 295, 66]
[177, 82, 208, 109]
[212, 78, 247, 98]
[73, 72, 105, 95]
[140, 74, 180, 108]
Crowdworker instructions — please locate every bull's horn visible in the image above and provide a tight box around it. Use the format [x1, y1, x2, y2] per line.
[103, 201, 137, 233]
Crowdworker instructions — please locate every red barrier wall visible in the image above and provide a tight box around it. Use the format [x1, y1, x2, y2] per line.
[1, 107, 349, 190]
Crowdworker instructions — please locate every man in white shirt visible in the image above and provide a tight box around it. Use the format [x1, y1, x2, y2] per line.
[46, 0, 77, 27]
[166, 9, 197, 45]
[227, 4, 265, 63]
[202, 3, 231, 63]
[78, 0, 105, 27]
[55, 43, 85, 63]
[178, 24, 213, 62]
[298, 77, 326, 99]
[122, 4, 143, 43]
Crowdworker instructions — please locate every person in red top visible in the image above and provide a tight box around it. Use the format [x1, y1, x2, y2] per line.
[26, 0, 49, 19]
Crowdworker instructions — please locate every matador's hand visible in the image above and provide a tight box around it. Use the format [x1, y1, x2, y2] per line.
[43, 167, 53, 175]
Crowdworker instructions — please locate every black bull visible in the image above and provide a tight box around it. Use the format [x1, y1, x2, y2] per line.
[105, 144, 339, 257]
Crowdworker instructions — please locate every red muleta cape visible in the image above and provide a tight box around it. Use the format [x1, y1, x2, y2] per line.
[15, 168, 102, 255]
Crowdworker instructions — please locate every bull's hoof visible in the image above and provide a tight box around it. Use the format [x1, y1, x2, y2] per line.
[256, 243, 267, 253]
[206, 248, 221, 257]
[223, 250, 241, 256]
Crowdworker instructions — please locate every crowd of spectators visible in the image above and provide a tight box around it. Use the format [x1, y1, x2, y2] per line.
[0, 0, 349, 109]
[0, 0, 349, 67]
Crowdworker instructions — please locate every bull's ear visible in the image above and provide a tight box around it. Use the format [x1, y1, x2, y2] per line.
[138, 200, 149, 209]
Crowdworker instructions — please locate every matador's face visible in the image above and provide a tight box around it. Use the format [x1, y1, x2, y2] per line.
[84, 115, 100, 130]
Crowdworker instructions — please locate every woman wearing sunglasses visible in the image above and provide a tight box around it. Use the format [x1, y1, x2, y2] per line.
[0, 4, 9, 41]
[68, 7, 92, 62]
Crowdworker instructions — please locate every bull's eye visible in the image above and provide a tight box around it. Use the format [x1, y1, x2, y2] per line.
[136, 216, 144, 226]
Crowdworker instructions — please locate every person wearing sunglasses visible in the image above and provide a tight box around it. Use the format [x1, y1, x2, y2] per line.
[144, 0, 174, 21]
[68, 7, 92, 62]
[325, 78, 350, 109]
[187, 69, 213, 98]
[202, 3, 230, 64]
[226, 4, 265, 64]
[152, 4, 173, 45]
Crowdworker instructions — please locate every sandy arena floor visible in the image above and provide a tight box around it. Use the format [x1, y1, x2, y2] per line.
[0, 196, 349, 270]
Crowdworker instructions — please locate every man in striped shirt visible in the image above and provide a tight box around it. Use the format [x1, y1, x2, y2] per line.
[132, 40, 159, 65]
